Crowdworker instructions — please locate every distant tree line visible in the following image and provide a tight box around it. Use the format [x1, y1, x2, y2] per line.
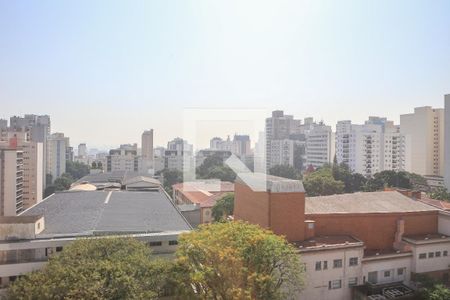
[268, 162, 427, 197]
[44, 161, 90, 197]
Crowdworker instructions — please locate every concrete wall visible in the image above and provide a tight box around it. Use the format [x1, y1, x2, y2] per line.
[362, 254, 412, 285]
[410, 242, 450, 274]
[299, 247, 364, 300]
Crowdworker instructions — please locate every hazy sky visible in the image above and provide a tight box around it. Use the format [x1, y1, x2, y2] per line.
[1, 0, 449, 150]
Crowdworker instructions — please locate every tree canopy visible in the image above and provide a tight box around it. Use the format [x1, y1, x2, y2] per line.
[196, 153, 236, 182]
[303, 168, 345, 196]
[158, 168, 183, 195]
[212, 193, 234, 221]
[66, 161, 90, 180]
[175, 221, 304, 299]
[428, 187, 450, 201]
[269, 164, 300, 180]
[8, 238, 173, 300]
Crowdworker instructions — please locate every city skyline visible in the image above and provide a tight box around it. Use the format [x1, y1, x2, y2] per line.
[1, 1, 449, 148]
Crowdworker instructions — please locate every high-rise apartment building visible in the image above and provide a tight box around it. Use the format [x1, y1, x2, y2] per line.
[141, 130, 154, 173]
[0, 148, 24, 216]
[306, 124, 335, 169]
[47, 133, 68, 180]
[0, 132, 43, 210]
[9, 115, 50, 187]
[443, 95, 450, 189]
[400, 107, 444, 176]
[164, 138, 194, 172]
[265, 110, 302, 169]
[336, 117, 404, 176]
[78, 143, 87, 157]
[232, 134, 251, 157]
[106, 144, 140, 172]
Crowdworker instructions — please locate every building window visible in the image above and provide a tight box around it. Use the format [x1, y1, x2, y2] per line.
[444, 251, 448, 257]
[56, 246, 63, 252]
[419, 253, 426, 259]
[315, 261, 322, 271]
[384, 271, 391, 278]
[329, 280, 342, 290]
[429, 252, 435, 258]
[349, 257, 358, 266]
[45, 247, 54, 257]
[148, 241, 162, 247]
[333, 259, 342, 268]
[436, 251, 441, 257]
[323, 261, 328, 270]
[169, 240, 178, 246]
[348, 277, 358, 287]
[397, 268, 404, 276]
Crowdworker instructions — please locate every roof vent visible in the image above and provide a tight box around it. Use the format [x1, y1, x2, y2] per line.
[376, 252, 380, 256]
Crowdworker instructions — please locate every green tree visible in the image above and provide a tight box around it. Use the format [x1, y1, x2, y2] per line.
[53, 173, 74, 191]
[269, 164, 299, 180]
[206, 165, 236, 182]
[196, 153, 236, 181]
[66, 161, 90, 180]
[158, 168, 183, 195]
[212, 193, 234, 221]
[175, 221, 304, 299]
[303, 171, 345, 196]
[428, 187, 450, 201]
[421, 284, 450, 300]
[364, 176, 385, 192]
[8, 238, 174, 300]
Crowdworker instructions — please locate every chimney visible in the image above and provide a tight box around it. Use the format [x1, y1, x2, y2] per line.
[393, 218, 411, 252]
[304, 220, 315, 239]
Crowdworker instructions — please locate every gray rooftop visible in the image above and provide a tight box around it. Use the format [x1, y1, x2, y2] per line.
[21, 190, 191, 238]
[306, 191, 438, 214]
[236, 173, 304, 193]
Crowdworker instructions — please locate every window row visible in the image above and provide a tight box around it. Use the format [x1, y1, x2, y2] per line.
[328, 277, 358, 290]
[418, 250, 448, 259]
[316, 257, 358, 271]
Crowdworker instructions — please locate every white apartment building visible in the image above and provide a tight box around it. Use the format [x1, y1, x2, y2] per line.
[162, 138, 194, 173]
[106, 144, 140, 172]
[336, 117, 404, 176]
[400, 106, 444, 176]
[305, 124, 335, 168]
[46, 133, 68, 180]
[77, 143, 87, 157]
[267, 139, 295, 167]
[0, 148, 24, 216]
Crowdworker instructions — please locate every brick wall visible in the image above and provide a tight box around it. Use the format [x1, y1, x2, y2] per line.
[307, 211, 438, 250]
[234, 182, 305, 241]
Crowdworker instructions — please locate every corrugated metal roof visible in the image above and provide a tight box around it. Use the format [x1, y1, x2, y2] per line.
[306, 191, 438, 214]
[21, 190, 191, 237]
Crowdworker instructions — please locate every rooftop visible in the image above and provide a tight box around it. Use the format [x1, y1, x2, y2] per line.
[296, 235, 363, 251]
[305, 191, 437, 214]
[236, 173, 304, 193]
[402, 233, 450, 243]
[418, 196, 450, 211]
[21, 190, 191, 238]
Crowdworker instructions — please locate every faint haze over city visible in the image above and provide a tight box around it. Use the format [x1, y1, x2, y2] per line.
[0, 0, 449, 149]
